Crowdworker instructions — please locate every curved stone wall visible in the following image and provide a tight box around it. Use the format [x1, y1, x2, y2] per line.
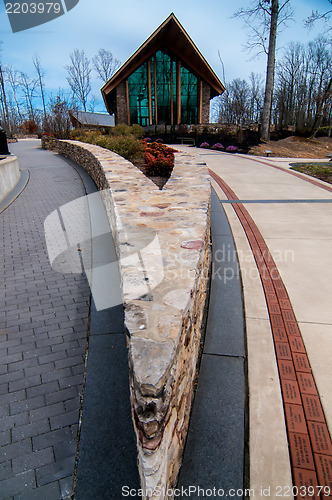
[42, 137, 211, 499]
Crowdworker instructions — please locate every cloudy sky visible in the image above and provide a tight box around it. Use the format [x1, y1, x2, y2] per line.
[0, 0, 329, 112]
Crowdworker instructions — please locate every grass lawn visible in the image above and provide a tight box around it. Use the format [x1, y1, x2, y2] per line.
[290, 162, 332, 185]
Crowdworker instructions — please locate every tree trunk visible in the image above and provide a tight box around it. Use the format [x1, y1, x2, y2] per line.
[260, 0, 279, 142]
[0, 66, 12, 136]
[311, 77, 332, 138]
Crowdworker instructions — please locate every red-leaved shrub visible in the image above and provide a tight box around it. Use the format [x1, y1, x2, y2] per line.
[143, 141, 176, 176]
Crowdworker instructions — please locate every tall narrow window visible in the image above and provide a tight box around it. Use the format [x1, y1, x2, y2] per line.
[128, 63, 149, 126]
[155, 51, 172, 125]
[181, 66, 198, 124]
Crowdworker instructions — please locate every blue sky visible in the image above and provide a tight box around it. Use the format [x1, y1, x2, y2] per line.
[0, 0, 329, 112]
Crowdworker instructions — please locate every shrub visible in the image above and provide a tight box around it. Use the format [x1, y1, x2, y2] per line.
[19, 120, 39, 135]
[212, 143, 224, 150]
[144, 142, 175, 176]
[226, 145, 238, 153]
[69, 128, 85, 140]
[155, 138, 164, 143]
[72, 129, 144, 162]
[129, 124, 145, 139]
[94, 135, 144, 162]
[109, 124, 144, 139]
[200, 142, 210, 148]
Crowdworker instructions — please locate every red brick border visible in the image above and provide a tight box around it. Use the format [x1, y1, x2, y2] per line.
[210, 169, 332, 499]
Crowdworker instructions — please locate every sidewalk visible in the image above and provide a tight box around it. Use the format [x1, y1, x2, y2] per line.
[0, 140, 91, 499]
[180, 146, 332, 497]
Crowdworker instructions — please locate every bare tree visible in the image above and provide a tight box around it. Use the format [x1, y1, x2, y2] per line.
[305, 0, 332, 34]
[5, 65, 23, 122]
[33, 54, 47, 123]
[93, 49, 121, 84]
[65, 49, 91, 111]
[234, 0, 293, 142]
[273, 37, 332, 135]
[249, 72, 264, 123]
[48, 91, 71, 138]
[0, 42, 11, 135]
[214, 78, 251, 126]
[20, 72, 38, 121]
[0, 66, 11, 135]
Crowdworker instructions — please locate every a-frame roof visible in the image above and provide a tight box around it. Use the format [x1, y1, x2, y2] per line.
[101, 13, 225, 113]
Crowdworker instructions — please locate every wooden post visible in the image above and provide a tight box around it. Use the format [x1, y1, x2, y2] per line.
[198, 79, 203, 124]
[176, 60, 181, 125]
[170, 60, 174, 125]
[154, 58, 158, 125]
[125, 80, 130, 124]
[147, 60, 153, 125]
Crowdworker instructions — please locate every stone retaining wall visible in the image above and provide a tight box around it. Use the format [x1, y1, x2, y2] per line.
[42, 137, 211, 499]
[0, 155, 20, 202]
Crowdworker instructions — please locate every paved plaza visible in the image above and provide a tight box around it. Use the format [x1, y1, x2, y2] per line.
[1, 140, 331, 498]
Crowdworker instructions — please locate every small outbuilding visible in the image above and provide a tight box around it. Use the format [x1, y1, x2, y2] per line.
[101, 13, 225, 127]
[69, 110, 115, 129]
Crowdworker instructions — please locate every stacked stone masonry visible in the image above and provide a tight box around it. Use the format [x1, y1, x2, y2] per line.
[201, 81, 211, 125]
[116, 81, 129, 125]
[42, 137, 211, 499]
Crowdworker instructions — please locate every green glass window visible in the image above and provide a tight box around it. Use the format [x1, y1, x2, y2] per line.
[155, 51, 172, 125]
[128, 62, 149, 126]
[127, 50, 199, 126]
[181, 66, 198, 124]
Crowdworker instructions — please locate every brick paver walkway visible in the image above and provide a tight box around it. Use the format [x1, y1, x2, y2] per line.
[0, 140, 90, 499]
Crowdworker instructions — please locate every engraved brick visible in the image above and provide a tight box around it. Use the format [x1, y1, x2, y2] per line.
[267, 301, 281, 315]
[293, 468, 320, 500]
[272, 326, 287, 342]
[270, 314, 284, 329]
[285, 404, 307, 434]
[290, 336, 306, 353]
[273, 276, 284, 289]
[278, 360, 296, 380]
[265, 293, 278, 304]
[275, 342, 292, 360]
[308, 422, 332, 455]
[282, 309, 297, 323]
[285, 321, 301, 337]
[289, 432, 315, 470]
[293, 353, 311, 373]
[275, 286, 288, 300]
[314, 454, 332, 491]
[279, 298, 292, 310]
[297, 373, 318, 395]
[302, 395, 325, 423]
[281, 380, 302, 404]
[262, 278, 274, 294]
